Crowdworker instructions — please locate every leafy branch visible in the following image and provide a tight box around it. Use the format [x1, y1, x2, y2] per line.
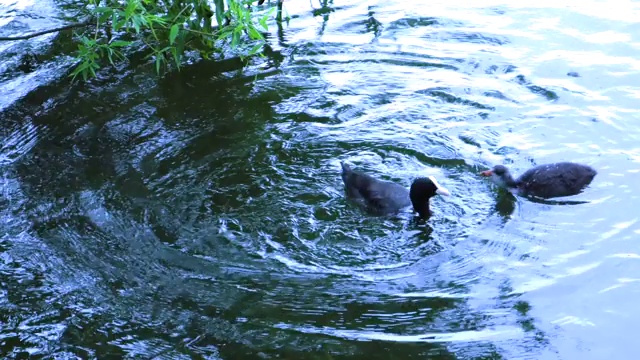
[1, 0, 285, 81]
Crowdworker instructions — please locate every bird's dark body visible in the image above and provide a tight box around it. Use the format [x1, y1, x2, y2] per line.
[514, 162, 597, 198]
[340, 162, 448, 218]
[340, 162, 411, 214]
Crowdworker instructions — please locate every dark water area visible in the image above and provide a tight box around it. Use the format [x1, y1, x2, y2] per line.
[2, 0, 640, 359]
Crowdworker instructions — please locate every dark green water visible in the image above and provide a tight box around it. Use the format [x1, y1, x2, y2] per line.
[2, 0, 640, 359]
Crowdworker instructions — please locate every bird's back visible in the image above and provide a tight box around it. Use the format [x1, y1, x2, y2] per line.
[340, 162, 410, 213]
[517, 162, 597, 198]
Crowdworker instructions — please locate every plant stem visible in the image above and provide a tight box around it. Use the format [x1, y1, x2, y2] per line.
[0, 20, 92, 41]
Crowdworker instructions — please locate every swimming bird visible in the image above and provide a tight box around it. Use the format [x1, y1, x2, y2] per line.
[480, 162, 597, 199]
[340, 161, 450, 218]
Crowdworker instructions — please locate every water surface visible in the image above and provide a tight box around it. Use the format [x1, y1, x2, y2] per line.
[1, 0, 640, 359]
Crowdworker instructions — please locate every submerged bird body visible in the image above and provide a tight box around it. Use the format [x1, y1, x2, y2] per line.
[340, 162, 450, 218]
[481, 162, 597, 199]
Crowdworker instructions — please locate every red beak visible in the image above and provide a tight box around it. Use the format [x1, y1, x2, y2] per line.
[480, 170, 493, 177]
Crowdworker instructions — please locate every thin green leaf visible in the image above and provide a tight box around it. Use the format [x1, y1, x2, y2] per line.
[169, 24, 179, 45]
[125, 0, 137, 18]
[105, 46, 119, 66]
[72, 61, 90, 74]
[132, 16, 141, 33]
[217, 28, 234, 40]
[93, 7, 113, 15]
[113, 49, 125, 61]
[95, 6, 113, 23]
[175, 33, 185, 56]
[149, 15, 167, 25]
[137, 15, 149, 27]
[109, 40, 131, 47]
[148, 21, 160, 41]
[231, 31, 240, 47]
[69, 67, 81, 81]
[116, 19, 127, 30]
[171, 48, 181, 68]
[213, 0, 225, 26]
[259, 16, 268, 30]
[247, 26, 262, 40]
[249, 43, 263, 55]
[112, 11, 125, 31]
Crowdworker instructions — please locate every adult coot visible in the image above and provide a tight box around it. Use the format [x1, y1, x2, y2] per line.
[480, 162, 597, 199]
[341, 161, 450, 218]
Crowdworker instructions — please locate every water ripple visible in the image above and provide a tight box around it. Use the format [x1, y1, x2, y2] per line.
[2, 0, 640, 358]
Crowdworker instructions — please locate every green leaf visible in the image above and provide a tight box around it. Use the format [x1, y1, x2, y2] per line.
[249, 43, 263, 55]
[71, 57, 99, 81]
[93, 7, 113, 15]
[175, 32, 185, 55]
[131, 16, 142, 33]
[217, 28, 233, 40]
[109, 40, 131, 47]
[155, 56, 162, 74]
[94, 7, 113, 22]
[231, 31, 240, 47]
[247, 26, 262, 40]
[169, 24, 179, 45]
[149, 15, 167, 25]
[125, 0, 137, 18]
[71, 61, 90, 76]
[106, 50, 116, 65]
[81, 36, 93, 45]
[213, 0, 225, 26]
[112, 11, 125, 31]
[171, 48, 181, 68]
[115, 19, 127, 30]
[259, 16, 268, 30]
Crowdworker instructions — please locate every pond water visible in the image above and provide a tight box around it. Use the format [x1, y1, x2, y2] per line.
[2, 0, 640, 359]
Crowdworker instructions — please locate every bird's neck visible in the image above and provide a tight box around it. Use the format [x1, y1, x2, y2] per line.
[507, 178, 519, 188]
[500, 174, 518, 188]
[412, 201, 432, 219]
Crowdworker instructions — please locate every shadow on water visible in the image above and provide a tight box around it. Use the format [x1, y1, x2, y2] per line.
[7, 0, 640, 359]
[524, 196, 593, 206]
[489, 190, 591, 220]
[492, 192, 517, 220]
